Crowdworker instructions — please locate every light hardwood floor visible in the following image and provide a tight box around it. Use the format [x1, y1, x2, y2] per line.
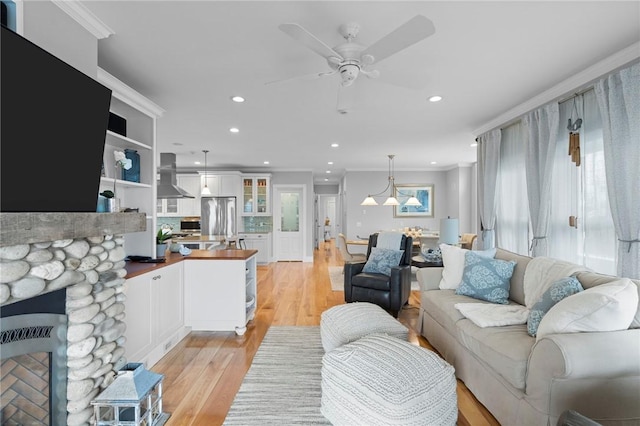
[152, 240, 500, 426]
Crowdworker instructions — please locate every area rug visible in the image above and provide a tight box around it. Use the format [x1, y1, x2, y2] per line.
[223, 326, 330, 425]
[328, 266, 420, 291]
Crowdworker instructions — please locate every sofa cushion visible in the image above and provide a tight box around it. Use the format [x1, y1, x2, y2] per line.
[456, 252, 516, 304]
[362, 247, 404, 276]
[536, 278, 639, 340]
[495, 249, 532, 306]
[527, 276, 584, 337]
[421, 289, 479, 337]
[457, 319, 535, 390]
[574, 271, 640, 329]
[439, 244, 496, 290]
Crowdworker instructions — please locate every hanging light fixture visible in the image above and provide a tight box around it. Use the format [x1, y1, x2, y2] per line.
[201, 150, 211, 196]
[360, 155, 422, 207]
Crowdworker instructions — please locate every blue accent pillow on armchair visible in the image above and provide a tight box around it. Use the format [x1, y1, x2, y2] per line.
[455, 251, 516, 304]
[527, 276, 584, 337]
[362, 247, 404, 276]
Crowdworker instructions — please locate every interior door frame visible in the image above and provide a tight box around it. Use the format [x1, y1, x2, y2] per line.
[273, 184, 307, 262]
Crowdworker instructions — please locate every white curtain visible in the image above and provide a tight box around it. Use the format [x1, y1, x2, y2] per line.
[477, 129, 501, 249]
[595, 62, 640, 279]
[524, 103, 559, 257]
[496, 122, 529, 254]
[548, 91, 616, 274]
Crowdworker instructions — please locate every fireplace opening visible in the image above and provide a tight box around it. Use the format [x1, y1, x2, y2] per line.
[1, 289, 67, 425]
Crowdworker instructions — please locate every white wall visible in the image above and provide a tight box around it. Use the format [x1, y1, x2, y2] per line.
[22, 1, 98, 77]
[343, 169, 451, 240]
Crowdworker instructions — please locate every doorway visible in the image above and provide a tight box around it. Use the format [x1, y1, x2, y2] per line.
[317, 195, 337, 244]
[273, 185, 305, 261]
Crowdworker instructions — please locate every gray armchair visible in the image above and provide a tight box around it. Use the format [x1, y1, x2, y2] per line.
[344, 233, 413, 317]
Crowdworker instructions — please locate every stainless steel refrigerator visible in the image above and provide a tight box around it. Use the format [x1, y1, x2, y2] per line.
[201, 196, 237, 237]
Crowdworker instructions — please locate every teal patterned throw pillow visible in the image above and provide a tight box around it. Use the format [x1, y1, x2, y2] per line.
[455, 251, 516, 304]
[527, 276, 584, 337]
[362, 248, 404, 276]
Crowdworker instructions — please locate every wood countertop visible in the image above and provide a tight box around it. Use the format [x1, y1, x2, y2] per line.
[125, 249, 258, 279]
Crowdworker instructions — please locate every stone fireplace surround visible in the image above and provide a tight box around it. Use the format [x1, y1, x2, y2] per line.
[0, 213, 146, 426]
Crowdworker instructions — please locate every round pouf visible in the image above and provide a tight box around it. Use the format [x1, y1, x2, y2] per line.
[321, 333, 457, 426]
[320, 302, 409, 352]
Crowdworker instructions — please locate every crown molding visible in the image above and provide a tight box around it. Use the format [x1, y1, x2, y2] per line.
[51, 0, 114, 39]
[97, 68, 165, 118]
[474, 41, 640, 136]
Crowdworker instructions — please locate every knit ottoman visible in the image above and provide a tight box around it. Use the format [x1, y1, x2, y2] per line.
[321, 333, 457, 426]
[320, 302, 409, 352]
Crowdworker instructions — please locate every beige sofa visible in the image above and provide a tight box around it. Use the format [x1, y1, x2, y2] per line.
[417, 248, 640, 426]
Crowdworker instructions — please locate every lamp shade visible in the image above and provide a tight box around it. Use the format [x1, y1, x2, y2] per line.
[404, 196, 422, 206]
[383, 196, 400, 206]
[439, 218, 459, 245]
[361, 196, 378, 206]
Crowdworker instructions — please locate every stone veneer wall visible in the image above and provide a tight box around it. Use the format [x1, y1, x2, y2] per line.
[0, 234, 129, 426]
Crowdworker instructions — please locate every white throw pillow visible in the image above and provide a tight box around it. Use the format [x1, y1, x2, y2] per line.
[438, 244, 496, 290]
[536, 278, 638, 340]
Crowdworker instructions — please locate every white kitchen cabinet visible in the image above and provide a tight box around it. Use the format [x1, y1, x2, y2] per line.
[123, 263, 188, 368]
[201, 172, 242, 198]
[183, 254, 257, 335]
[122, 272, 153, 364]
[156, 198, 178, 216]
[176, 174, 201, 216]
[98, 68, 164, 258]
[241, 174, 271, 215]
[239, 233, 271, 264]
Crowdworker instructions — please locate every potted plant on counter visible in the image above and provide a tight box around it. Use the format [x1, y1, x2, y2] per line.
[156, 225, 172, 258]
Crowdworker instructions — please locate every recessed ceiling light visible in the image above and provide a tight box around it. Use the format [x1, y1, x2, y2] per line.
[263, 161, 270, 165]
[430, 161, 437, 165]
[229, 127, 239, 133]
[470, 142, 478, 147]
[324, 178, 329, 182]
[331, 143, 339, 148]
[428, 95, 442, 102]
[195, 161, 201, 165]
[231, 96, 245, 103]
[328, 161, 334, 165]
[326, 170, 331, 174]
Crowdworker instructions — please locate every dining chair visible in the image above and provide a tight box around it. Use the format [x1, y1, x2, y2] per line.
[337, 233, 366, 263]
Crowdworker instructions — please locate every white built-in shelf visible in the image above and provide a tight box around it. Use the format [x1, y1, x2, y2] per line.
[106, 131, 152, 151]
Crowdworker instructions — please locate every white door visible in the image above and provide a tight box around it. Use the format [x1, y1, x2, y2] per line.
[274, 185, 304, 261]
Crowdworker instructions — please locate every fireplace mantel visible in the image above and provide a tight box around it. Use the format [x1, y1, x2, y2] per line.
[0, 212, 146, 247]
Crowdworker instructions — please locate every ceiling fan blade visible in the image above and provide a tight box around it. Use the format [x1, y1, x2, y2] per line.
[361, 15, 435, 65]
[265, 69, 337, 85]
[279, 23, 344, 61]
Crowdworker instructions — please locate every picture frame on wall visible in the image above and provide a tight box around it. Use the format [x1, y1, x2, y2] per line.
[393, 184, 434, 217]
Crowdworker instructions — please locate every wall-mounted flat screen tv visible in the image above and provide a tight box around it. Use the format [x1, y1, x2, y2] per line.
[1, 25, 112, 212]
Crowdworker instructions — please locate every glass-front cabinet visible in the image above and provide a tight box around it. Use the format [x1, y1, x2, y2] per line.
[242, 175, 271, 215]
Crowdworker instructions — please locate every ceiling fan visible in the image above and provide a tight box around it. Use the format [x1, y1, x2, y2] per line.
[268, 15, 435, 110]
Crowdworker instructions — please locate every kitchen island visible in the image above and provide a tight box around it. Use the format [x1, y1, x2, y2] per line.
[123, 249, 258, 367]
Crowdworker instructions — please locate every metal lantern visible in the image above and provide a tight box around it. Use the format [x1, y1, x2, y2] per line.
[92, 363, 168, 426]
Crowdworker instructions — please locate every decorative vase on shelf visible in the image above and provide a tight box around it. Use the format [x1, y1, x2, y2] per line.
[107, 198, 120, 213]
[156, 243, 168, 258]
[122, 149, 140, 183]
